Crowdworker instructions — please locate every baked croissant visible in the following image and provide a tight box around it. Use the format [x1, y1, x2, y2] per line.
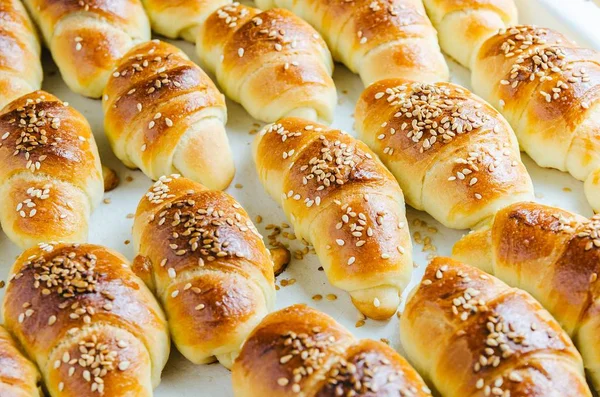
[255, 0, 449, 85]
[0, 91, 103, 249]
[254, 117, 413, 320]
[132, 175, 276, 368]
[103, 40, 234, 190]
[141, 0, 230, 42]
[453, 201, 600, 392]
[355, 79, 534, 230]
[422, 0, 518, 68]
[22, 0, 150, 98]
[472, 25, 600, 213]
[2, 243, 170, 396]
[0, 325, 42, 397]
[196, 3, 337, 124]
[0, 0, 42, 109]
[233, 304, 432, 397]
[401, 257, 593, 397]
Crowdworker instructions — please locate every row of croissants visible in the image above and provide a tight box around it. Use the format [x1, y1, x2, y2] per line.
[0, 0, 598, 395]
[0, 173, 600, 397]
[0, 174, 599, 397]
[0, 0, 598, 213]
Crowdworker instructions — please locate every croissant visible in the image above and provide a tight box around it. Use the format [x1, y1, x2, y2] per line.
[2, 242, 170, 396]
[233, 304, 432, 397]
[254, 117, 413, 320]
[355, 79, 534, 230]
[132, 175, 276, 368]
[0, 0, 42, 109]
[22, 0, 150, 98]
[422, 0, 518, 68]
[103, 40, 234, 190]
[0, 325, 41, 396]
[141, 0, 230, 42]
[0, 91, 103, 249]
[255, 0, 449, 85]
[472, 25, 600, 213]
[196, 3, 337, 124]
[453, 201, 600, 392]
[401, 257, 592, 397]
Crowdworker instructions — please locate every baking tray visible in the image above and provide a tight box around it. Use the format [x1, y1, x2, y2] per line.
[0, 0, 599, 395]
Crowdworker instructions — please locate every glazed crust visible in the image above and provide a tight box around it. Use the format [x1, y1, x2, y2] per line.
[0, 0, 42, 109]
[472, 25, 600, 213]
[22, 0, 150, 97]
[253, 117, 413, 320]
[0, 91, 103, 248]
[141, 0, 230, 42]
[132, 175, 275, 368]
[453, 201, 600, 392]
[255, 0, 449, 85]
[422, 0, 517, 68]
[103, 40, 234, 190]
[401, 257, 592, 397]
[232, 304, 432, 397]
[197, 3, 337, 124]
[355, 79, 534, 229]
[2, 243, 170, 397]
[0, 326, 41, 397]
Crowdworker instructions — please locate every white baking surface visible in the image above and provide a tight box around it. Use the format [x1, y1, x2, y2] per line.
[0, 1, 599, 396]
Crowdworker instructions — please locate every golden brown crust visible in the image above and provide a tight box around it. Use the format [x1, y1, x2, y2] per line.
[355, 79, 534, 229]
[197, 3, 336, 123]
[2, 243, 170, 396]
[23, 0, 150, 97]
[401, 257, 592, 397]
[0, 326, 41, 397]
[255, 0, 449, 85]
[423, 0, 517, 68]
[132, 175, 275, 367]
[472, 25, 600, 213]
[103, 40, 234, 190]
[0, 0, 42, 109]
[232, 304, 431, 397]
[102, 165, 119, 192]
[254, 117, 412, 320]
[453, 201, 600, 392]
[270, 247, 291, 277]
[0, 91, 103, 248]
[142, 0, 231, 41]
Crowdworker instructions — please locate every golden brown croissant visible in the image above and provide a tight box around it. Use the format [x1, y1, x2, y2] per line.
[422, 0, 518, 68]
[401, 257, 593, 397]
[22, 0, 150, 98]
[233, 304, 432, 397]
[453, 201, 600, 392]
[0, 325, 42, 397]
[0, 91, 103, 249]
[254, 117, 413, 320]
[472, 25, 600, 213]
[355, 79, 534, 230]
[2, 243, 170, 397]
[196, 3, 337, 124]
[141, 0, 230, 42]
[255, 0, 449, 85]
[103, 40, 234, 190]
[0, 0, 42, 109]
[132, 175, 276, 368]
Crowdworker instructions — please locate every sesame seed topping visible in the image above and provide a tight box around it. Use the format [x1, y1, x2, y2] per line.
[374, 82, 488, 154]
[3, 96, 64, 172]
